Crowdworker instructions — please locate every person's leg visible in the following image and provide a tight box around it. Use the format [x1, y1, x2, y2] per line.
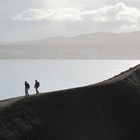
[25, 88, 28, 98]
[37, 89, 39, 94]
[36, 88, 39, 95]
[25, 88, 29, 98]
[27, 89, 29, 97]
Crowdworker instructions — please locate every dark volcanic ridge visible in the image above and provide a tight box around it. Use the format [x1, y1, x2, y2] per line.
[1, 64, 140, 140]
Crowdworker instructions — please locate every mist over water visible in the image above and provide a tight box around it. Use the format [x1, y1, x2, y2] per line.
[0, 60, 140, 100]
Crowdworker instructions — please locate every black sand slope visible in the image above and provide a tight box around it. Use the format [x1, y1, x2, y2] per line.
[1, 65, 140, 140]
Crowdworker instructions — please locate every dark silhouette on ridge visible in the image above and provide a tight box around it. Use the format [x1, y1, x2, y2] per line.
[34, 80, 40, 95]
[1, 65, 140, 140]
[25, 81, 30, 97]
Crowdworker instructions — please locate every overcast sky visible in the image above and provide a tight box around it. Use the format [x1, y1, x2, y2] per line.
[1, 0, 140, 41]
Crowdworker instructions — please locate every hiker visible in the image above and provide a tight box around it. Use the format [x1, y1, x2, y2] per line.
[25, 81, 30, 98]
[34, 80, 40, 95]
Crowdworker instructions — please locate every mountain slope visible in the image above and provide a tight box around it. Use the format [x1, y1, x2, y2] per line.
[1, 31, 140, 59]
[1, 65, 140, 139]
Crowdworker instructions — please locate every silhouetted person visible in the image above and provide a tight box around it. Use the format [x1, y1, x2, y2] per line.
[34, 80, 40, 95]
[25, 81, 30, 98]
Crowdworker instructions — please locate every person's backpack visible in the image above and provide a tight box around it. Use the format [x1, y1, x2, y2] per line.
[35, 81, 40, 88]
[27, 83, 30, 89]
[28, 84, 30, 89]
[36, 82, 40, 88]
[25, 83, 30, 89]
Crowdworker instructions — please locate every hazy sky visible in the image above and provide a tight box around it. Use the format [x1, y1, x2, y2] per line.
[1, 0, 140, 41]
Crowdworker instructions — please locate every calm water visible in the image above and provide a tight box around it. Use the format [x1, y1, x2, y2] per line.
[0, 60, 140, 100]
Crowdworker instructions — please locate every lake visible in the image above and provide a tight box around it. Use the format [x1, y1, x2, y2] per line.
[0, 60, 140, 100]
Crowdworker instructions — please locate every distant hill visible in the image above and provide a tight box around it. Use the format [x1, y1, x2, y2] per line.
[1, 31, 140, 59]
[1, 64, 140, 139]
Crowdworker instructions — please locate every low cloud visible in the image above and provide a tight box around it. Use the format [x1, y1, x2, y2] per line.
[14, 2, 140, 32]
[14, 8, 82, 22]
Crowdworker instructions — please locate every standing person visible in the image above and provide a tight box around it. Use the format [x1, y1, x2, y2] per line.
[34, 80, 40, 95]
[25, 81, 30, 98]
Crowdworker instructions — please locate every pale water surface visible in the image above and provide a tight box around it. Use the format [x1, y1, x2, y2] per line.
[0, 60, 140, 100]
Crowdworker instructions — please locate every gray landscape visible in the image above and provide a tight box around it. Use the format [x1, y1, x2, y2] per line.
[1, 0, 140, 139]
[1, 31, 140, 59]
